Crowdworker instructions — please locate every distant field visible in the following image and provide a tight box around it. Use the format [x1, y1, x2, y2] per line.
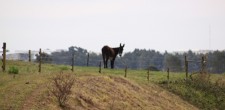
[0, 61, 224, 109]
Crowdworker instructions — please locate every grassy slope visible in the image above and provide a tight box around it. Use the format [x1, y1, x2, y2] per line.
[163, 73, 225, 110]
[0, 61, 199, 110]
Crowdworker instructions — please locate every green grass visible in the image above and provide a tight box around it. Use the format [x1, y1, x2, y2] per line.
[159, 73, 225, 110]
[0, 61, 70, 109]
[0, 60, 224, 109]
[101, 68, 225, 110]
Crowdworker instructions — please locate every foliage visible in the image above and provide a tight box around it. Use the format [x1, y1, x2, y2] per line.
[208, 50, 225, 73]
[147, 66, 160, 71]
[8, 66, 19, 74]
[50, 46, 101, 66]
[119, 49, 164, 69]
[35, 52, 52, 63]
[163, 53, 182, 72]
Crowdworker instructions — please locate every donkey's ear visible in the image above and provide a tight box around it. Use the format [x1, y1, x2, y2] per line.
[120, 43, 122, 47]
[123, 44, 125, 47]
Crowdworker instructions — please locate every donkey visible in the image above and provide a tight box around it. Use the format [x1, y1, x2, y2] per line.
[102, 43, 125, 69]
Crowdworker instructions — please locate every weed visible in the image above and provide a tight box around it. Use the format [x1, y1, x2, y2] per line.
[8, 66, 19, 74]
[49, 72, 75, 107]
[8, 66, 19, 78]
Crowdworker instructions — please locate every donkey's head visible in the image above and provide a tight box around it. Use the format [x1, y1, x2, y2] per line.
[118, 43, 125, 57]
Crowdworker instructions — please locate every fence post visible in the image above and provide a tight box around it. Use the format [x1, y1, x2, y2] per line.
[28, 50, 31, 62]
[99, 61, 101, 73]
[167, 68, 170, 84]
[87, 53, 89, 67]
[184, 55, 188, 80]
[2, 42, 6, 72]
[147, 67, 150, 82]
[71, 51, 75, 72]
[201, 56, 206, 74]
[38, 48, 42, 73]
[124, 66, 127, 78]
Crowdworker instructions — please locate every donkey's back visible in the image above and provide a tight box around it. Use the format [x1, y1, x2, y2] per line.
[102, 46, 115, 57]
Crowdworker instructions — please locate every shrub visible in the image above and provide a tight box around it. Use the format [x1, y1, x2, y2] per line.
[49, 72, 75, 107]
[8, 66, 19, 74]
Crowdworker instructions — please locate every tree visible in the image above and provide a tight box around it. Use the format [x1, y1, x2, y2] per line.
[35, 52, 52, 63]
[209, 51, 225, 73]
[163, 53, 182, 72]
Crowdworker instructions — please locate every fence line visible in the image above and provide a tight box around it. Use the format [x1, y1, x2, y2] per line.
[2, 48, 225, 74]
[9, 54, 222, 72]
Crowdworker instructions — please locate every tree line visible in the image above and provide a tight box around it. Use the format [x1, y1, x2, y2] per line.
[36, 46, 225, 73]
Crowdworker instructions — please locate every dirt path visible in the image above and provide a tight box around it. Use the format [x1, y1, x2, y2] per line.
[21, 83, 49, 110]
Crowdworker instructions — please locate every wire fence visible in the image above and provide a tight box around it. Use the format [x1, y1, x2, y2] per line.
[3, 49, 225, 74]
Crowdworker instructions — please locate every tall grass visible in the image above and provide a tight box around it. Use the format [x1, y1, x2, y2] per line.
[160, 73, 225, 110]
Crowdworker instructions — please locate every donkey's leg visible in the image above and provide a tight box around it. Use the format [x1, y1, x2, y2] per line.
[105, 58, 108, 68]
[111, 60, 114, 69]
[102, 55, 106, 68]
[103, 59, 106, 68]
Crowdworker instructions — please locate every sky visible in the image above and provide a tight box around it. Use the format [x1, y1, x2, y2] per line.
[0, 0, 225, 53]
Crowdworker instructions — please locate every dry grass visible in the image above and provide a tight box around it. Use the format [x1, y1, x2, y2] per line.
[44, 75, 197, 110]
[0, 61, 199, 110]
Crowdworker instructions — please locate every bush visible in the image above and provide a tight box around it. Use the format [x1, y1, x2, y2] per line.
[8, 66, 19, 74]
[49, 72, 75, 107]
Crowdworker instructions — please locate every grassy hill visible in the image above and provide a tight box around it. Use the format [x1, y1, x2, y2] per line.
[0, 61, 224, 109]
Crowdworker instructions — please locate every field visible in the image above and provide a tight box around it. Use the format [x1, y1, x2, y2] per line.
[0, 61, 224, 110]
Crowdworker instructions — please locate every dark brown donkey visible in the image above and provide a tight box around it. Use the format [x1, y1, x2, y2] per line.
[102, 43, 125, 69]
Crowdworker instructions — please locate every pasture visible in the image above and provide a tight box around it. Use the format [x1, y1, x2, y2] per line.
[0, 60, 224, 109]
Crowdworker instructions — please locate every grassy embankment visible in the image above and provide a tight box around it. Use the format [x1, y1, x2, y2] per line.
[0, 60, 224, 109]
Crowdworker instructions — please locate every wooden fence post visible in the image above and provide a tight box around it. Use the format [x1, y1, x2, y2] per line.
[28, 50, 31, 62]
[99, 61, 101, 73]
[167, 68, 170, 83]
[201, 56, 206, 74]
[38, 48, 42, 73]
[2, 42, 6, 72]
[87, 53, 89, 67]
[124, 66, 127, 78]
[185, 55, 188, 80]
[71, 51, 75, 72]
[147, 68, 150, 82]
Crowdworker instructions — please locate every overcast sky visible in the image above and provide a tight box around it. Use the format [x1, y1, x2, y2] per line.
[0, 0, 225, 53]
